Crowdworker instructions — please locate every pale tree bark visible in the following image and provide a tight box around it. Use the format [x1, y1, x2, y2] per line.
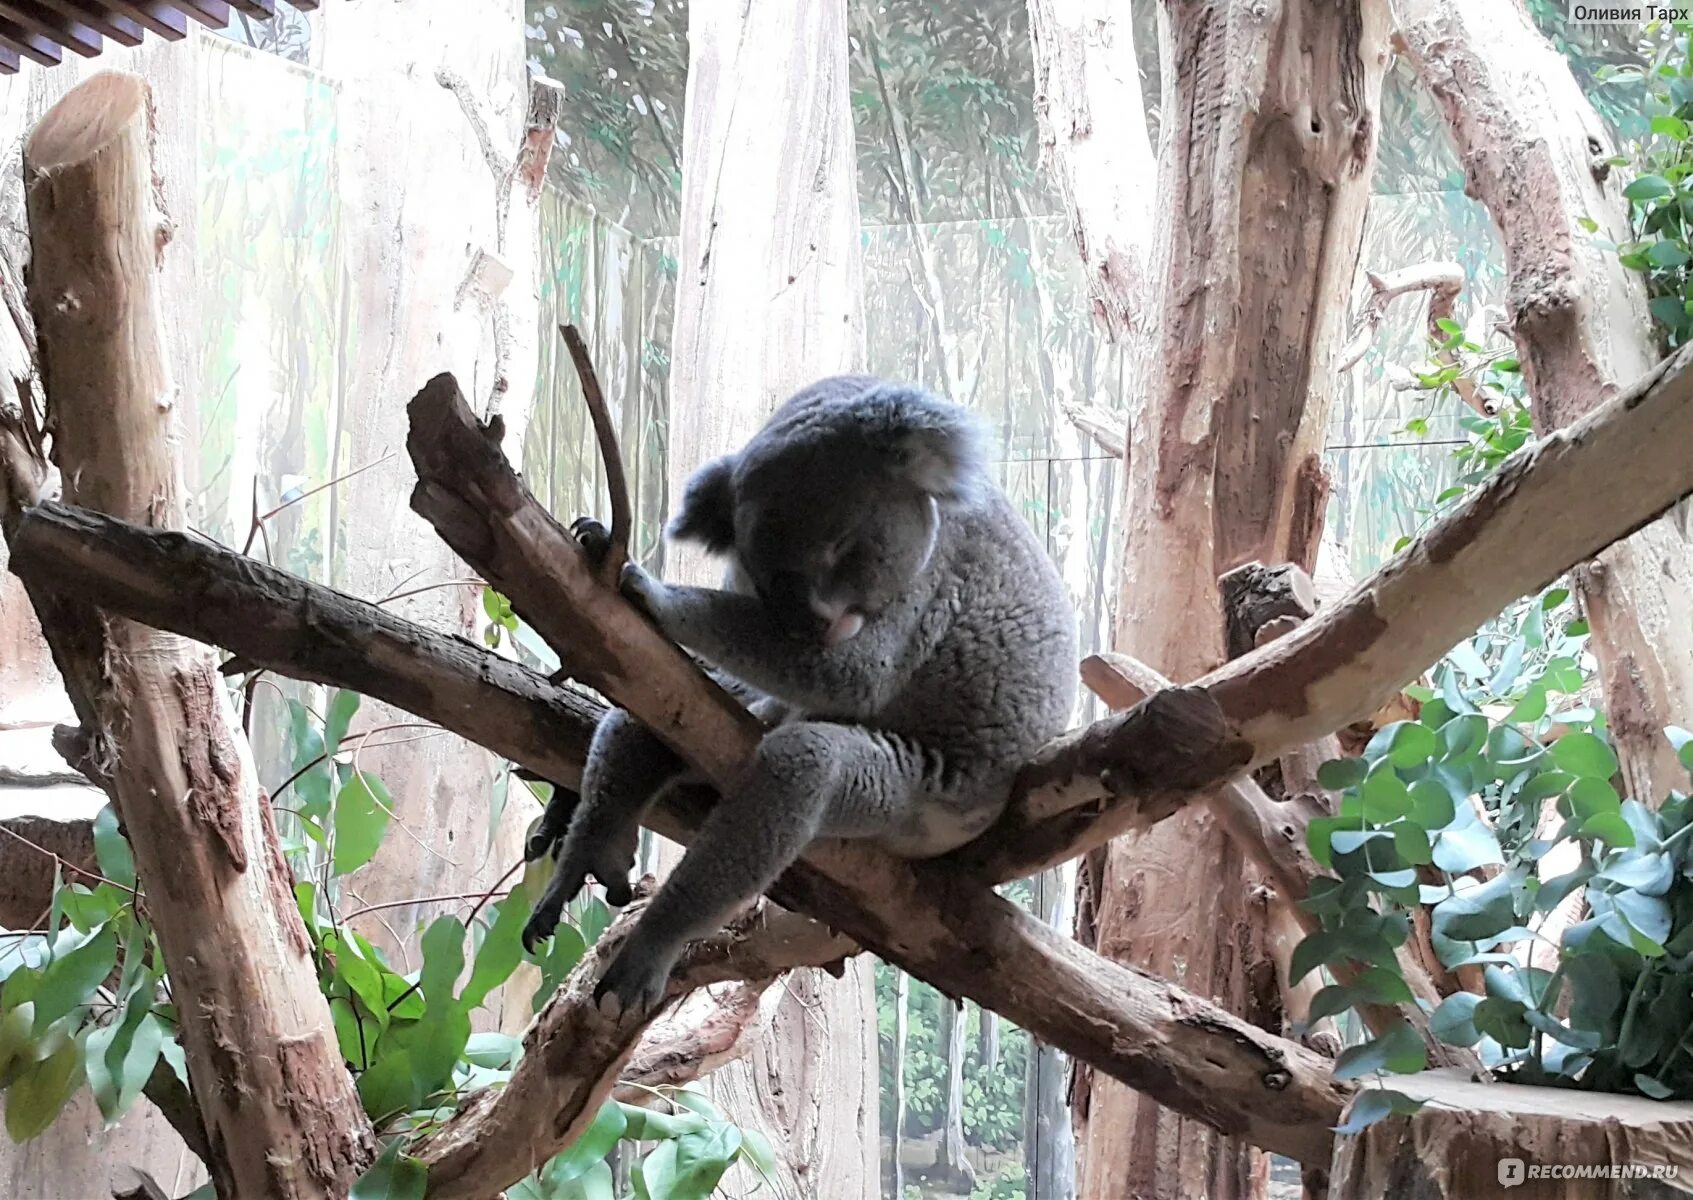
[1027, 0, 1157, 344]
[1395, 0, 1693, 805]
[0, 33, 207, 1197]
[660, 1, 878, 1195]
[1026, 868, 1075, 1200]
[311, 0, 541, 1031]
[934, 999, 976, 1191]
[13, 70, 373, 1198]
[1072, 1, 1392, 1195]
[979, 1006, 1000, 1072]
[892, 971, 910, 1199]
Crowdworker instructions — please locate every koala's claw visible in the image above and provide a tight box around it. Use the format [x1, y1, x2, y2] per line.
[521, 894, 566, 955]
[571, 515, 613, 564]
[593, 943, 673, 1021]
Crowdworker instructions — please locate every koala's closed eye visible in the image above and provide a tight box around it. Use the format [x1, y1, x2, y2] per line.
[522, 374, 1077, 1019]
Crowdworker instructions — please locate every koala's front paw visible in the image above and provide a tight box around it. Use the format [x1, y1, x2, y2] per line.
[592, 938, 676, 1021]
[618, 560, 667, 621]
[521, 887, 570, 955]
[571, 515, 613, 565]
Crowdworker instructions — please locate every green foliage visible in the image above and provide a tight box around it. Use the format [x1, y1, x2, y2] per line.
[1299, 695, 1693, 1127]
[969, 1162, 1027, 1200]
[1601, 20, 1693, 347]
[3, 687, 768, 1200]
[0, 856, 167, 1139]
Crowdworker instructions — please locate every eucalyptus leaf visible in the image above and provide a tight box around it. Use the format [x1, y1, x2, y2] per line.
[333, 772, 394, 877]
[350, 1139, 427, 1200]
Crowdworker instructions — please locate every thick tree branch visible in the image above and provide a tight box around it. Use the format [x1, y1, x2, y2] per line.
[970, 340, 1693, 879]
[6, 500, 598, 789]
[413, 899, 854, 1200]
[18, 344, 1693, 1172]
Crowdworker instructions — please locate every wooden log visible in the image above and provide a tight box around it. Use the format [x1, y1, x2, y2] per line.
[16, 71, 373, 1197]
[1331, 1070, 1693, 1199]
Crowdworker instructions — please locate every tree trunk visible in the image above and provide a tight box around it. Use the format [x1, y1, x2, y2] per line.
[935, 998, 977, 1191]
[17, 70, 373, 1198]
[892, 970, 910, 1199]
[662, 1, 878, 1196]
[1395, 0, 1693, 805]
[979, 1005, 1000, 1073]
[312, 0, 540, 1033]
[0, 34, 209, 1196]
[1075, 1, 1391, 1195]
[1026, 0, 1157, 344]
[1329, 1071, 1693, 1199]
[1026, 867, 1076, 1200]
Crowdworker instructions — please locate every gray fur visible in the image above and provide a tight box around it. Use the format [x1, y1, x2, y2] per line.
[522, 376, 1077, 1017]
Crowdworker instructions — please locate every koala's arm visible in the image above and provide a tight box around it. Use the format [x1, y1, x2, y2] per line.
[630, 573, 902, 713]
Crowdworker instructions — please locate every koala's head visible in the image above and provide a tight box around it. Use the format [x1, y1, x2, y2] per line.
[668, 375, 989, 647]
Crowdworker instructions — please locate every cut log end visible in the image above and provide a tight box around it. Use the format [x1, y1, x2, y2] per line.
[1331, 1070, 1693, 1199]
[25, 71, 150, 173]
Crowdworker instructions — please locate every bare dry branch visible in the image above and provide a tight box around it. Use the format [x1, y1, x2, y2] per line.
[1337, 261, 1465, 372]
[561, 323, 631, 585]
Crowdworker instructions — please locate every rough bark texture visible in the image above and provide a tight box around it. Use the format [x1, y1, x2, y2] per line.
[413, 899, 851, 1200]
[0, 35, 209, 1196]
[0, 813, 97, 928]
[662, 1, 879, 1193]
[15, 70, 373, 1199]
[1027, 0, 1156, 343]
[1329, 1071, 1693, 1199]
[1081, 0, 1392, 1193]
[1396, 0, 1693, 804]
[15, 341, 1693, 1175]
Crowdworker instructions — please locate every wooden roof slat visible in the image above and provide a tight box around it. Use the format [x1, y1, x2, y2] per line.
[42, 1, 143, 47]
[0, 15, 62, 64]
[0, 0, 314, 68]
[0, 1, 102, 56]
[101, 1, 188, 39]
[161, 0, 231, 29]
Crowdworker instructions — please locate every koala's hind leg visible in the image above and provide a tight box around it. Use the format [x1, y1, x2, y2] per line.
[593, 721, 938, 1017]
[522, 709, 682, 952]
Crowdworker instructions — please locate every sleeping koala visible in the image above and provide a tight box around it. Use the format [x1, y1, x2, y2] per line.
[522, 374, 1077, 1016]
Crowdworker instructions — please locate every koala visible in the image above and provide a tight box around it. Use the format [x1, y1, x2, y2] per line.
[521, 374, 1077, 1017]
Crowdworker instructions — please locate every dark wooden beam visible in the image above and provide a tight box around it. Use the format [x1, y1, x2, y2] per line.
[160, 0, 229, 30]
[101, 1, 186, 39]
[0, 15, 63, 64]
[43, 0, 142, 46]
[0, 0, 102, 55]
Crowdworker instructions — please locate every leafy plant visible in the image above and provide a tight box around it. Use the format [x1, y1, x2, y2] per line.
[0, 687, 770, 1199]
[1298, 692, 1693, 1125]
[1600, 19, 1693, 348]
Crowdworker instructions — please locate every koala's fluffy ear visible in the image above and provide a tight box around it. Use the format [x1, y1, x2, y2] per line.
[667, 454, 737, 551]
[883, 393, 989, 507]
